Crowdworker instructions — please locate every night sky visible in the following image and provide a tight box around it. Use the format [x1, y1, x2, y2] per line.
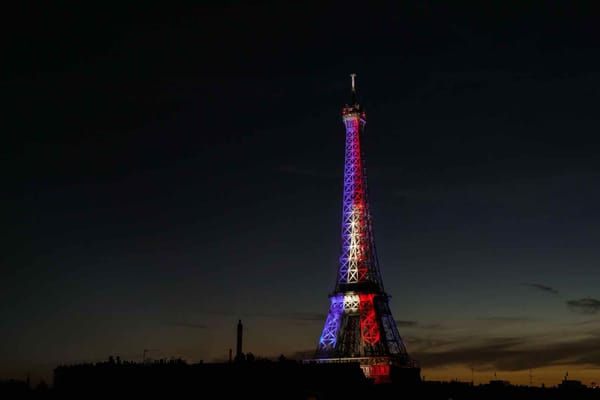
[3, 1, 600, 386]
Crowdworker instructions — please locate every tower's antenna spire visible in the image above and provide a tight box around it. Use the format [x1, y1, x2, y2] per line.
[350, 73, 357, 105]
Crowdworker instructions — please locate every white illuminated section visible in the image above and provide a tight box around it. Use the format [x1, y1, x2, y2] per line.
[346, 206, 362, 282]
[343, 293, 360, 313]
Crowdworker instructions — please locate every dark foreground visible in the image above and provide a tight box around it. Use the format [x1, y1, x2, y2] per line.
[3, 358, 600, 399]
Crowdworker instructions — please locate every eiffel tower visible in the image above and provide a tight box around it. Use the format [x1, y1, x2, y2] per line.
[305, 75, 420, 384]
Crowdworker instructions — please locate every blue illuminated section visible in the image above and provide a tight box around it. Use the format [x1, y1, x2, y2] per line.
[318, 294, 344, 351]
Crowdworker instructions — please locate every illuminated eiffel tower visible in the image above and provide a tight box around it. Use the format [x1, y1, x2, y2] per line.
[305, 75, 420, 384]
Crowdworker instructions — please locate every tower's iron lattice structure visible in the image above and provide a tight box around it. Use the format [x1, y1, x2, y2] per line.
[305, 75, 420, 384]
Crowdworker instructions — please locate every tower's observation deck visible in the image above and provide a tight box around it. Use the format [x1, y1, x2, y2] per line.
[304, 75, 419, 384]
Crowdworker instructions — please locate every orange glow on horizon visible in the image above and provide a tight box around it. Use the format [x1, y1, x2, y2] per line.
[421, 364, 600, 387]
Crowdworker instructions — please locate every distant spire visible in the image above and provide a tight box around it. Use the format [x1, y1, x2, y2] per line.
[236, 319, 243, 360]
[350, 73, 357, 105]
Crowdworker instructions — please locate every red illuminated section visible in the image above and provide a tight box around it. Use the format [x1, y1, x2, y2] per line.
[353, 201, 368, 283]
[360, 364, 391, 384]
[349, 116, 368, 282]
[359, 293, 380, 345]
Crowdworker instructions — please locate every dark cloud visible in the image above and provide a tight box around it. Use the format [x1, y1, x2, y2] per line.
[287, 312, 327, 322]
[567, 298, 600, 315]
[252, 311, 326, 322]
[201, 310, 326, 322]
[397, 321, 446, 330]
[166, 322, 208, 329]
[569, 319, 600, 326]
[475, 317, 537, 326]
[404, 335, 465, 349]
[523, 283, 560, 295]
[396, 320, 418, 327]
[420, 323, 444, 330]
[411, 334, 600, 371]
